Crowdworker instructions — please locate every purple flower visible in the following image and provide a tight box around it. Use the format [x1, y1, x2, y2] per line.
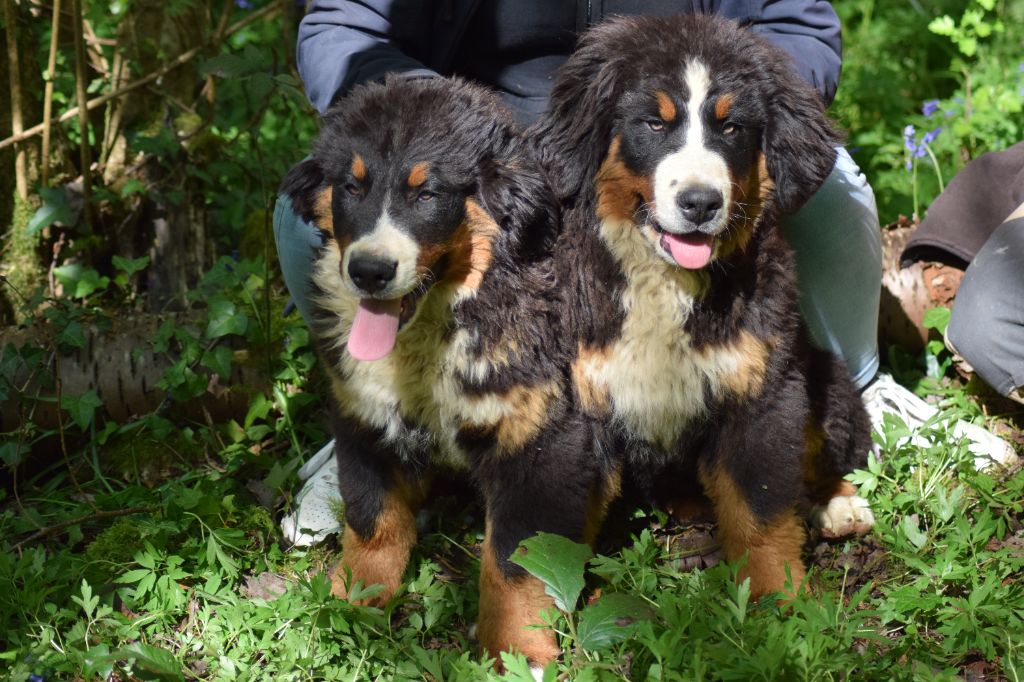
[915, 146, 927, 158]
[1019, 62, 1024, 72]
[906, 159, 914, 171]
[922, 99, 940, 117]
[234, 0, 253, 8]
[903, 124, 916, 139]
[922, 127, 942, 145]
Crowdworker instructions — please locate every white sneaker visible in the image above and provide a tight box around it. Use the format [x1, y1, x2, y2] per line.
[862, 373, 1018, 471]
[280, 440, 345, 546]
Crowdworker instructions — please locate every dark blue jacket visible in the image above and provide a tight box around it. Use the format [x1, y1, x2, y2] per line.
[297, 0, 842, 120]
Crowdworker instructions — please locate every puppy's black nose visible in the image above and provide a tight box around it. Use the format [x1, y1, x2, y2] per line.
[677, 186, 724, 225]
[348, 255, 397, 293]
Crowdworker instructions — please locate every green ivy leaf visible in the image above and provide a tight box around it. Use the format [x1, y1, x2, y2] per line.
[115, 642, 184, 682]
[61, 389, 103, 429]
[201, 345, 233, 379]
[509, 532, 592, 612]
[53, 263, 111, 299]
[577, 592, 653, 650]
[26, 186, 77, 235]
[58, 319, 87, 349]
[112, 254, 150, 275]
[921, 307, 951, 333]
[205, 297, 249, 339]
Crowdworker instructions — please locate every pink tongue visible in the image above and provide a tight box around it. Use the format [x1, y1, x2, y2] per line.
[347, 298, 402, 361]
[661, 232, 714, 269]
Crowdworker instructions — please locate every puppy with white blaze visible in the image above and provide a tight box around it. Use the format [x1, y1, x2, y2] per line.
[279, 76, 617, 671]
[533, 13, 875, 599]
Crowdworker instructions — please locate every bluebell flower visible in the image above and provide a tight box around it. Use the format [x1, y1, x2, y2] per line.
[29, 675, 44, 682]
[1019, 62, 1024, 72]
[922, 99, 940, 117]
[922, 127, 942, 145]
[906, 159, 914, 171]
[914, 146, 927, 158]
[235, 0, 253, 8]
[903, 124, 916, 139]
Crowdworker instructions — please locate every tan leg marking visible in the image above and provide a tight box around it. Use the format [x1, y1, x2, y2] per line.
[477, 529, 560, 670]
[330, 484, 419, 605]
[701, 464, 806, 598]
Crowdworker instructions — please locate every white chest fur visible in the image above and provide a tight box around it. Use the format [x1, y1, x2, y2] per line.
[579, 219, 758, 451]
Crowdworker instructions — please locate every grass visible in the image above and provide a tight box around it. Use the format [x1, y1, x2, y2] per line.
[2, 346, 1022, 680]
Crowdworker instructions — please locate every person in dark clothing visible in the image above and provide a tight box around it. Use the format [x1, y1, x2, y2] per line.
[276, 0, 1014, 545]
[902, 141, 1024, 405]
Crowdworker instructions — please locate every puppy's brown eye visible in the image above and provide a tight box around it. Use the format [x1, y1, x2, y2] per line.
[416, 190, 436, 202]
[344, 183, 362, 197]
[646, 120, 665, 132]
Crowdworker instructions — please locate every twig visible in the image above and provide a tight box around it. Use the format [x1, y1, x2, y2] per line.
[11, 506, 158, 552]
[54, 352, 100, 513]
[3, 0, 28, 199]
[41, 0, 62, 187]
[71, 0, 93, 231]
[0, 1, 282, 152]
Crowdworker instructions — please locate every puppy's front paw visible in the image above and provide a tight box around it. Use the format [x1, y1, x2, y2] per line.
[813, 495, 874, 539]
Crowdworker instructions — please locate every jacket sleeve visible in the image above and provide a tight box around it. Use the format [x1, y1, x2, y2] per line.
[746, 0, 842, 106]
[297, 0, 438, 113]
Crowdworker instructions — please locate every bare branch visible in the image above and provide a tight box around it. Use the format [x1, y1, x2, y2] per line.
[0, 1, 282, 152]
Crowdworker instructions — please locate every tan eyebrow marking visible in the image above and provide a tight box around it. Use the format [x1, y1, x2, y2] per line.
[655, 91, 677, 122]
[407, 162, 429, 188]
[715, 93, 735, 120]
[351, 154, 366, 181]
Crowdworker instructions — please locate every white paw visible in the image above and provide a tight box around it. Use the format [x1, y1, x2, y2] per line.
[530, 665, 545, 682]
[813, 495, 874, 539]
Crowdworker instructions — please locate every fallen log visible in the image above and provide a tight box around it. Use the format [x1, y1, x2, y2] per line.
[2, 311, 268, 431]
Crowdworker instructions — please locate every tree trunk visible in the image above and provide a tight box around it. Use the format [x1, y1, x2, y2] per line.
[0, 0, 45, 324]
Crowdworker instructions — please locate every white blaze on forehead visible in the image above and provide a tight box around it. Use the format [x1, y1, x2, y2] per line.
[653, 60, 732, 234]
[341, 199, 421, 297]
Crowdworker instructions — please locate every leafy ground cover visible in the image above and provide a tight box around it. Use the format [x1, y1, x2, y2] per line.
[2, 256, 1023, 679]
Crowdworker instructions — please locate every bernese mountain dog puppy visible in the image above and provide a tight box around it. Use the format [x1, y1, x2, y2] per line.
[279, 77, 615, 668]
[532, 14, 875, 598]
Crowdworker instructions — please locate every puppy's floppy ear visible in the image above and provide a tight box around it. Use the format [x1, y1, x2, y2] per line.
[761, 58, 843, 216]
[479, 139, 559, 259]
[530, 19, 633, 202]
[279, 157, 326, 222]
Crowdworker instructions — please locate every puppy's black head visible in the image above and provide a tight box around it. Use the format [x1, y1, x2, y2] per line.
[535, 14, 840, 270]
[281, 77, 555, 360]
